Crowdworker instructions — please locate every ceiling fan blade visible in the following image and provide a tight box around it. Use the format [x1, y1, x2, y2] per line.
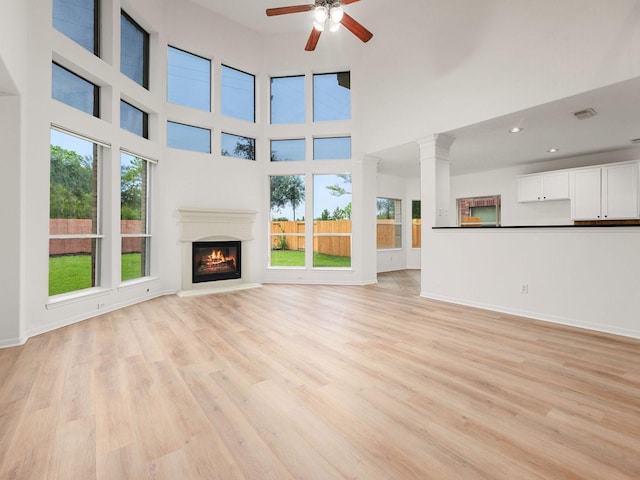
[341, 0, 361, 4]
[340, 12, 373, 43]
[305, 27, 322, 51]
[266, 5, 314, 16]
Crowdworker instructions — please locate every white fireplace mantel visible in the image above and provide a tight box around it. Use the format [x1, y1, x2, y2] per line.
[176, 207, 259, 296]
[176, 207, 257, 243]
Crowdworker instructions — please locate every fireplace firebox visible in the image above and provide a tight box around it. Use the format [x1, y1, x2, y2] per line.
[192, 240, 241, 283]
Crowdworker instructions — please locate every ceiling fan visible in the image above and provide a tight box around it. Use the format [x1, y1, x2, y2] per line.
[266, 0, 373, 51]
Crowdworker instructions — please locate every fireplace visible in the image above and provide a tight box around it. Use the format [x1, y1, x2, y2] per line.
[176, 208, 259, 296]
[192, 240, 241, 283]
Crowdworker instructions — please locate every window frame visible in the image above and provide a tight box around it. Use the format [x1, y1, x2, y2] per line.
[120, 99, 149, 138]
[270, 75, 305, 125]
[120, 151, 153, 283]
[221, 132, 256, 160]
[52, 62, 100, 118]
[120, 10, 149, 89]
[53, 0, 100, 56]
[313, 136, 352, 160]
[411, 200, 421, 249]
[221, 64, 256, 123]
[457, 195, 502, 227]
[312, 173, 352, 269]
[49, 127, 106, 297]
[166, 120, 211, 154]
[269, 175, 306, 268]
[313, 71, 351, 122]
[376, 197, 402, 250]
[167, 45, 212, 112]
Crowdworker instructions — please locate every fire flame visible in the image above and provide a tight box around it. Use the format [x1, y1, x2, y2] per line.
[207, 249, 233, 265]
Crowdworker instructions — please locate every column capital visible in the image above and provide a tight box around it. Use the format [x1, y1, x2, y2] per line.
[416, 133, 455, 160]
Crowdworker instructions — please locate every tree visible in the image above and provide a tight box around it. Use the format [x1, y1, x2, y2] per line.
[319, 209, 331, 221]
[121, 157, 144, 220]
[377, 198, 396, 219]
[270, 175, 305, 221]
[325, 174, 352, 220]
[50, 145, 95, 219]
[233, 139, 255, 160]
[326, 173, 352, 197]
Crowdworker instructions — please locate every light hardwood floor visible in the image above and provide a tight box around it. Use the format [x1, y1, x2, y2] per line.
[1, 281, 639, 479]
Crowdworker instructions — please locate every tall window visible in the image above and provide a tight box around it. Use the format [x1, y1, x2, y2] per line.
[52, 63, 99, 117]
[313, 136, 351, 160]
[49, 129, 102, 296]
[167, 46, 211, 111]
[314, 174, 352, 268]
[271, 139, 305, 162]
[377, 198, 402, 249]
[53, 0, 99, 55]
[120, 100, 148, 138]
[221, 133, 255, 160]
[270, 175, 305, 267]
[167, 121, 211, 153]
[412, 200, 421, 248]
[121, 152, 151, 282]
[271, 76, 305, 124]
[221, 65, 255, 122]
[120, 11, 149, 88]
[313, 72, 350, 122]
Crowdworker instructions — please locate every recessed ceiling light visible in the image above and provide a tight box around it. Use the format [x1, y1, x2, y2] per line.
[547, 148, 560, 153]
[509, 127, 523, 133]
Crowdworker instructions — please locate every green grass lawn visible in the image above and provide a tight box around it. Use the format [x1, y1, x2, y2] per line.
[49, 253, 142, 296]
[270, 249, 351, 268]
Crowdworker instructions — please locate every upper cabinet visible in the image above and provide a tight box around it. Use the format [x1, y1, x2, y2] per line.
[517, 171, 569, 202]
[570, 162, 639, 220]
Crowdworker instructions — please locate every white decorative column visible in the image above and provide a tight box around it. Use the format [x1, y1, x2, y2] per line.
[176, 208, 259, 296]
[417, 134, 455, 229]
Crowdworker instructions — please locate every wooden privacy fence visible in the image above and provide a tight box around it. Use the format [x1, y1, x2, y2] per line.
[272, 219, 423, 256]
[271, 221, 352, 257]
[49, 219, 143, 255]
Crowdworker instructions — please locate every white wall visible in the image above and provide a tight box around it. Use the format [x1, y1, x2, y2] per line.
[421, 149, 640, 338]
[0, 0, 28, 346]
[421, 227, 640, 338]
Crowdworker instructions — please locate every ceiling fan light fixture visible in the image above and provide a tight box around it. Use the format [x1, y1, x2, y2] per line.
[313, 20, 325, 31]
[329, 20, 341, 32]
[329, 5, 344, 23]
[314, 6, 328, 23]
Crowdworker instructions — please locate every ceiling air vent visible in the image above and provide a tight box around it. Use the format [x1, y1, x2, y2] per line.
[573, 108, 597, 120]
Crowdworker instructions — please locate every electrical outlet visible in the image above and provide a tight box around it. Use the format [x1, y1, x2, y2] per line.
[97, 302, 106, 309]
[520, 284, 528, 294]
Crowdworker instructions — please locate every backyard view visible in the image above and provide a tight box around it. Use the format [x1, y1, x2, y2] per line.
[49, 131, 149, 296]
[270, 173, 352, 268]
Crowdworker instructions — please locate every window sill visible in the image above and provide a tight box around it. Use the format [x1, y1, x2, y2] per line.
[46, 287, 113, 310]
[118, 276, 158, 291]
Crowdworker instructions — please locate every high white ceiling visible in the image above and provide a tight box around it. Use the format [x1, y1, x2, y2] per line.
[190, 0, 378, 34]
[191, 0, 640, 177]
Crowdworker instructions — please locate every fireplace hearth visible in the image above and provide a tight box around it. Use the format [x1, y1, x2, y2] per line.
[192, 240, 241, 283]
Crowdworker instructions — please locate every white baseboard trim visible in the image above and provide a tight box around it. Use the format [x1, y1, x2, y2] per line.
[24, 290, 175, 343]
[419, 292, 640, 340]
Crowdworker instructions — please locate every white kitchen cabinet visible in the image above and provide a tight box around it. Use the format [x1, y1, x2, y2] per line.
[517, 171, 569, 202]
[570, 162, 639, 220]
